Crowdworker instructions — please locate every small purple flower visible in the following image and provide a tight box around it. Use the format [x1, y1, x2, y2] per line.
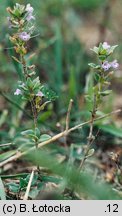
[36, 91, 44, 97]
[14, 89, 22, 95]
[102, 61, 111, 71]
[26, 14, 35, 21]
[111, 60, 119, 69]
[102, 42, 110, 50]
[18, 32, 30, 41]
[25, 4, 34, 13]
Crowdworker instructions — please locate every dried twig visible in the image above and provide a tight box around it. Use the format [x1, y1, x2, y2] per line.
[23, 170, 34, 200]
[65, 99, 73, 147]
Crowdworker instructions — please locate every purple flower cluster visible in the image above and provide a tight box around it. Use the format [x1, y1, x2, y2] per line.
[14, 88, 44, 97]
[102, 61, 111, 71]
[111, 60, 119, 69]
[102, 60, 119, 71]
[19, 32, 30, 41]
[25, 4, 35, 21]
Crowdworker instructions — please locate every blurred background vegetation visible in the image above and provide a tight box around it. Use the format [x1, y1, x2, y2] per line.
[0, 0, 122, 199]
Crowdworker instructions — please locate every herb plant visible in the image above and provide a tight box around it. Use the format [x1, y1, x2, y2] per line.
[0, 3, 120, 200]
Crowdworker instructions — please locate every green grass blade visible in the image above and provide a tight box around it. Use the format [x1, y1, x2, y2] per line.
[26, 150, 120, 200]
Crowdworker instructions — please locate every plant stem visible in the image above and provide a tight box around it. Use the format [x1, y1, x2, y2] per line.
[21, 55, 28, 80]
[21, 55, 40, 173]
[79, 68, 105, 171]
[79, 94, 97, 170]
[21, 55, 38, 148]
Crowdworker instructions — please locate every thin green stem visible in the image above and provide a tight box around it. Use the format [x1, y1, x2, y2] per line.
[79, 68, 105, 171]
[21, 55, 38, 147]
[21, 54, 40, 173]
[21, 55, 29, 80]
[79, 94, 97, 170]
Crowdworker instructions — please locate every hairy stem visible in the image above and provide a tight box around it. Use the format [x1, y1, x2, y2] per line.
[21, 55, 28, 80]
[79, 70, 104, 170]
[79, 94, 97, 170]
[21, 55, 38, 149]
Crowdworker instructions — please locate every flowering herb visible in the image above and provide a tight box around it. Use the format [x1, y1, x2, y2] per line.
[6, 4, 121, 198]
[102, 61, 111, 71]
[80, 42, 119, 170]
[7, 3, 57, 154]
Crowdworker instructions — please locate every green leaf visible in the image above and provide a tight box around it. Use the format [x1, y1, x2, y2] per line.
[14, 136, 34, 150]
[21, 129, 40, 142]
[0, 177, 6, 200]
[108, 45, 118, 55]
[90, 47, 99, 54]
[33, 77, 41, 90]
[100, 90, 112, 96]
[6, 183, 19, 193]
[0, 173, 28, 180]
[98, 55, 107, 61]
[94, 73, 100, 82]
[35, 128, 40, 139]
[85, 73, 94, 110]
[100, 49, 107, 55]
[0, 150, 16, 162]
[39, 134, 51, 142]
[26, 78, 33, 89]
[19, 178, 27, 189]
[85, 95, 92, 102]
[41, 86, 58, 101]
[38, 101, 51, 112]
[99, 125, 122, 138]
[21, 129, 33, 137]
[87, 149, 95, 158]
[98, 43, 104, 54]
[37, 182, 45, 190]
[88, 63, 100, 69]
[12, 56, 21, 64]
[25, 174, 38, 186]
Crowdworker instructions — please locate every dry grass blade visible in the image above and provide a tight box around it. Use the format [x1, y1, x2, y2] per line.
[23, 170, 34, 200]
